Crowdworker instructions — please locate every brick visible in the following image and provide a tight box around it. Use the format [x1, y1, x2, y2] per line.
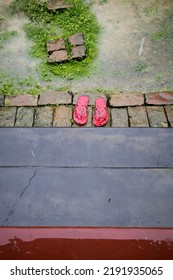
[34, 107, 53, 127]
[71, 46, 86, 59]
[47, 0, 72, 10]
[146, 106, 168, 127]
[128, 106, 149, 127]
[145, 92, 173, 105]
[73, 106, 92, 128]
[69, 33, 84, 46]
[111, 108, 128, 127]
[165, 106, 173, 127]
[48, 50, 68, 63]
[109, 93, 144, 107]
[73, 92, 106, 106]
[0, 95, 4, 106]
[47, 38, 65, 52]
[15, 107, 34, 127]
[53, 106, 72, 127]
[0, 107, 16, 127]
[38, 91, 72, 105]
[104, 108, 111, 127]
[5, 94, 38, 107]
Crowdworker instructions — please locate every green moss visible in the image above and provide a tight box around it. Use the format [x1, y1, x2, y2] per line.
[10, 0, 100, 80]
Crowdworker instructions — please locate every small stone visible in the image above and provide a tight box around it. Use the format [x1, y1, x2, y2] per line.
[109, 93, 144, 107]
[0, 95, 4, 106]
[47, 0, 73, 10]
[46, 38, 65, 52]
[34, 107, 53, 127]
[39, 91, 72, 105]
[48, 50, 68, 63]
[146, 106, 168, 127]
[53, 106, 72, 127]
[5, 94, 38, 107]
[68, 33, 85, 46]
[15, 107, 34, 127]
[111, 108, 129, 127]
[0, 107, 16, 127]
[128, 106, 149, 127]
[165, 106, 173, 127]
[145, 92, 173, 105]
[71, 46, 86, 59]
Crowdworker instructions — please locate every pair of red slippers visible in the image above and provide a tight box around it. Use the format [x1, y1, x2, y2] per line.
[73, 96, 108, 127]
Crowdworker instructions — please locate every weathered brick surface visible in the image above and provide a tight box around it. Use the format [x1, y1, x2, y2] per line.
[15, 107, 34, 127]
[0, 107, 16, 127]
[5, 94, 38, 107]
[73, 106, 92, 128]
[34, 107, 53, 127]
[111, 108, 129, 127]
[69, 33, 84, 46]
[109, 93, 144, 107]
[39, 91, 72, 105]
[128, 106, 149, 127]
[47, 0, 72, 10]
[53, 106, 72, 127]
[165, 106, 173, 127]
[73, 92, 106, 106]
[48, 50, 68, 63]
[47, 39, 65, 52]
[71, 46, 86, 59]
[146, 106, 168, 127]
[145, 92, 173, 105]
[104, 108, 111, 127]
[0, 95, 4, 106]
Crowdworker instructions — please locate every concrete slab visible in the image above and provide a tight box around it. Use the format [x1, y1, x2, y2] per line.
[0, 167, 173, 227]
[0, 128, 173, 168]
[0, 128, 173, 227]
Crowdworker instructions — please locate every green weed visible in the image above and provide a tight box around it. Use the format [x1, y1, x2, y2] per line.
[134, 62, 150, 73]
[144, 6, 158, 16]
[0, 31, 18, 45]
[0, 68, 43, 95]
[152, 22, 173, 41]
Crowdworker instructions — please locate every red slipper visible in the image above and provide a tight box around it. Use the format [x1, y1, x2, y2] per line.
[73, 95, 89, 125]
[93, 97, 108, 127]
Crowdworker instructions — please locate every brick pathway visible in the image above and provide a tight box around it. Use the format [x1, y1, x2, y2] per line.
[0, 91, 173, 127]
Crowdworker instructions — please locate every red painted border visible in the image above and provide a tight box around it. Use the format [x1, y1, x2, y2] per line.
[0, 227, 173, 260]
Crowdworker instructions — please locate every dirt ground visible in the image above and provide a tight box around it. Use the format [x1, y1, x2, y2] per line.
[0, 0, 173, 92]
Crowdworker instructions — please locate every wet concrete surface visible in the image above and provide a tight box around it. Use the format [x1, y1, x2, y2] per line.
[0, 128, 173, 227]
[0, 0, 173, 92]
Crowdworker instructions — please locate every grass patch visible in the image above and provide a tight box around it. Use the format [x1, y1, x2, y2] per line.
[144, 6, 158, 16]
[9, 0, 100, 80]
[152, 21, 173, 41]
[0, 31, 18, 46]
[134, 62, 150, 74]
[0, 68, 43, 95]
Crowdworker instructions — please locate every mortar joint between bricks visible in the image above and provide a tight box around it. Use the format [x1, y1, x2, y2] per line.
[32, 107, 37, 127]
[163, 106, 171, 127]
[14, 107, 18, 127]
[127, 107, 131, 127]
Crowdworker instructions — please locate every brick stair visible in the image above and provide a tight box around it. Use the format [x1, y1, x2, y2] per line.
[0, 91, 173, 127]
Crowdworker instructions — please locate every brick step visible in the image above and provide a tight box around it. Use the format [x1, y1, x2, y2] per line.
[0, 92, 173, 127]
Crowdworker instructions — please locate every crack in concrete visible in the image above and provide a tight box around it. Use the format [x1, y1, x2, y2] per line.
[1, 169, 37, 226]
